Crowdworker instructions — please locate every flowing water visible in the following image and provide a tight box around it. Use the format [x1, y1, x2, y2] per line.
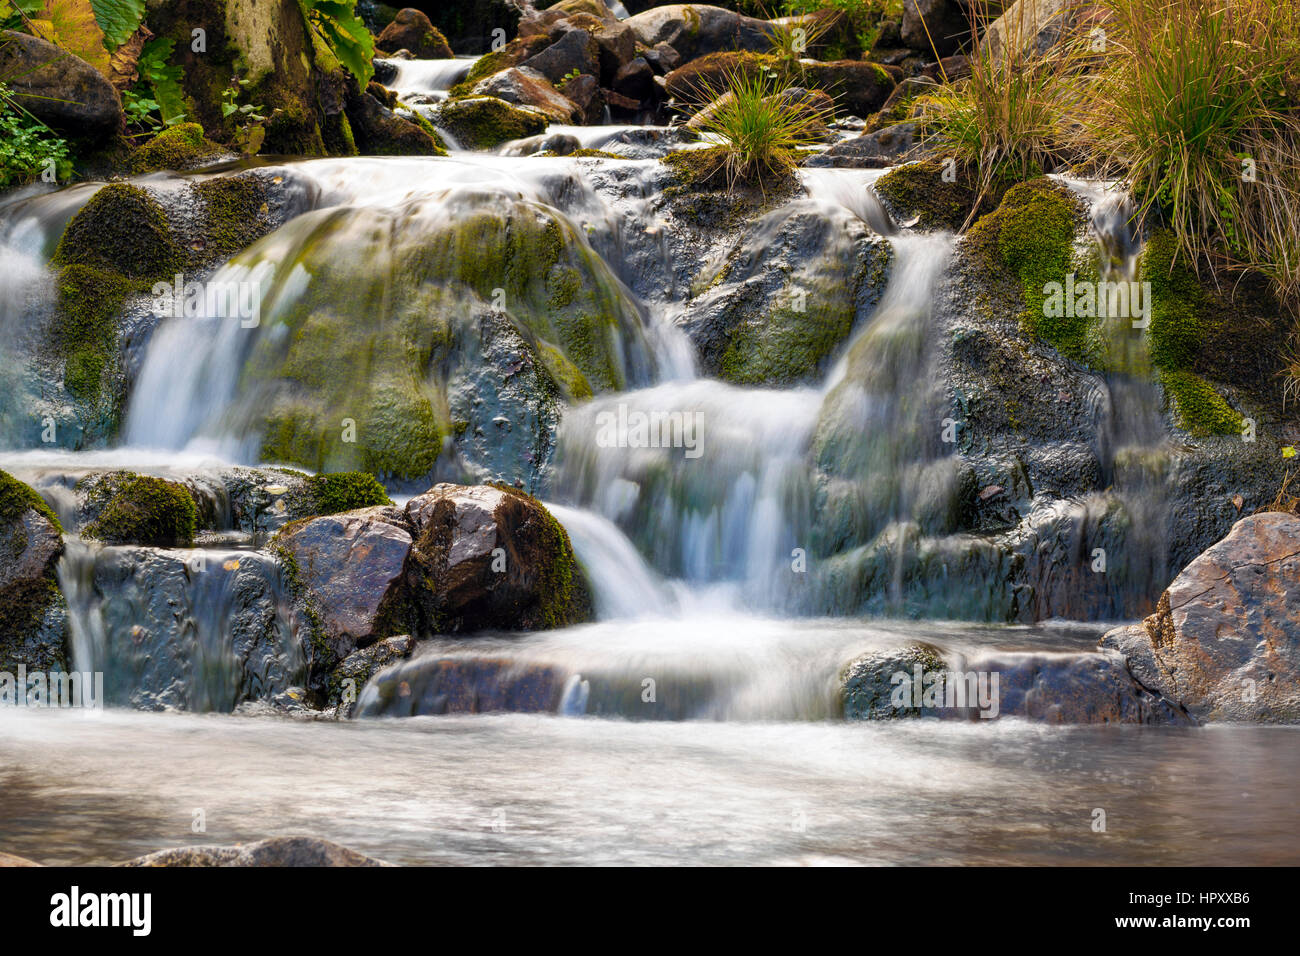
[0, 70, 1291, 865]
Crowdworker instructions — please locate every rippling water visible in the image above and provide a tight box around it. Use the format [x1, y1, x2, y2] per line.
[2, 705, 1296, 866]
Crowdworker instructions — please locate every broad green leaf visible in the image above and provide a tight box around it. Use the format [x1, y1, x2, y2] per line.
[88, 0, 145, 49]
[139, 37, 186, 122]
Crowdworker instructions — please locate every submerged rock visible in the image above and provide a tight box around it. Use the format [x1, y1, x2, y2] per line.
[122, 836, 392, 867]
[355, 654, 565, 717]
[842, 642, 947, 719]
[1101, 512, 1300, 722]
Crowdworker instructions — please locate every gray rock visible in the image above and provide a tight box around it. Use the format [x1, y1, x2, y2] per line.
[522, 28, 599, 85]
[625, 4, 773, 61]
[0, 30, 121, 137]
[842, 642, 947, 718]
[331, 634, 415, 716]
[901, 0, 972, 57]
[0, 487, 66, 674]
[121, 836, 393, 867]
[807, 122, 918, 169]
[274, 506, 415, 661]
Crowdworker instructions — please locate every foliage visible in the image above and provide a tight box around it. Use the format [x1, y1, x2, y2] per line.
[222, 77, 273, 154]
[690, 64, 831, 191]
[298, 0, 375, 88]
[136, 37, 186, 124]
[0, 83, 71, 188]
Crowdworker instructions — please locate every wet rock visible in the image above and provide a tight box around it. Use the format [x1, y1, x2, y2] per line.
[0, 30, 122, 137]
[78, 472, 198, 547]
[404, 483, 593, 632]
[66, 544, 302, 711]
[842, 642, 947, 718]
[677, 205, 892, 385]
[806, 121, 917, 169]
[521, 27, 599, 85]
[330, 634, 415, 716]
[275, 506, 415, 660]
[131, 123, 229, 173]
[0, 471, 67, 673]
[472, 67, 582, 123]
[967, 650, 1191, 723]
[433, 95, 549, 149]
[559, 73, 602, 123]
[538, 133, 582, 156]
[345, 86, 447, 155]
[122, 836, 392, 867]
[625, 4, 773, 62]
[1101, 512, 1300, 722]
[376, 8, 454, 58]
[613, 57, 656, 101]
[355, 653, 564, 716]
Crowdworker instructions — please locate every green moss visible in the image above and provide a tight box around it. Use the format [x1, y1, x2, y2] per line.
[52, 265, 133, 405]
[405, 108, 449, 155]
[875, 160, 1012, 232]
[81, 473, 198, 547]
[1160, 369, 1243, 437]
[53, 184, 183, 283]
[130, 122, 225, 173]
[1141, 229, 1206, 371]
[283, 471, 393, 517]
[566, 148, 620, 159]
[966, 178, 1093, 361]
[193, 177, 273, 261]
[487, 482, 590, 628]
[433, 96, 548, 150]
[0, 470, 62, 533]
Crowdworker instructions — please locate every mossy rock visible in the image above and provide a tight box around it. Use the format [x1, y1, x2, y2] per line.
[1159, 369, 1243, 438]
[0, 470, 62, 533]
[51, 264, 133, 407]
[965, 178, 1095, 362]
[874, 159, 1012, 232]
[283, 472, 394, 518]
[1140, 229, 1207, 372]
[80, 473, 199, 547]
[458, 34, 552, 90]
[130, 122, 226, 173]
[433, 96, 548, 150]
[662, 145, 801, 216]
[53, 184, 183, 283]
[193, 176, 275, 261]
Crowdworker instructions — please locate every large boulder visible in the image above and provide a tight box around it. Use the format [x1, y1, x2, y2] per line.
[0, 471, 66, 674]
[122, 837, 392, 867]
[433, 95, 549, 149]
[984, 0, 1079, 61]
[625, 4, 774, 61]
[377, 8, 454, 57]
[344, 85, 447, 155]
[274, 506, 415, 661]
[404, 483, 592, 632]
[1102, 512, 1300, 722]
[520, 27, 599, 85]
[0, 30, 121, 137]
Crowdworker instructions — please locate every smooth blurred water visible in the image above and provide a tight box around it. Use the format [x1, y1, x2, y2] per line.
[1, 706, 1295, 865]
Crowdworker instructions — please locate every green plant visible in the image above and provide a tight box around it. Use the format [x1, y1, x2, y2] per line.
[136, 37, 186, 123]
[0, 82, 71, 188]
[690, 64, 832, 191]
[297, 0, 375, 88]
[222, 77, 274, 155]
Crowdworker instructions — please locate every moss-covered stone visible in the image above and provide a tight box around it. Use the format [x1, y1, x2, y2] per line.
[130, 122, 225, 173]
[80, 473, 199, 547]
[1159, 369, 1244, 437]
[53, 184, 183, 283]
[51, 265, 133, 407]
[193, 176, 274, 262]
[433, 95, 548, 150]
[965, 178, 1094, 361]
[458, 34, 551, 91]
[0, 470, 62, 533]
[286, 471, 393, 516]
[874, 159, 1012, 232]
[1141, 229, 1207, 372]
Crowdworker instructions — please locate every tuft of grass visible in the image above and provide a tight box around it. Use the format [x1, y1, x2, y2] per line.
[690, 65, 832, 192]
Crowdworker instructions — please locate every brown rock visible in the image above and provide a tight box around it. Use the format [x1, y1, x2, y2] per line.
[0, 30, 121, 137]
[1101, 512, 1300, 722]
[377, 8, 454, 58]
[472, 67, 582, 123]
[521, 28, 599, 85]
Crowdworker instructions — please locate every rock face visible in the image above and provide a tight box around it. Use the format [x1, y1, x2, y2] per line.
[377, 8, 454, 57]
[405, 484, 592, 632]
[122, 836, 392, 867]
[0, 30, 121, 137]
[1101, 513, 1300, 722]
[275, 506, 415, 661]
[0, 471, 66, 673]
